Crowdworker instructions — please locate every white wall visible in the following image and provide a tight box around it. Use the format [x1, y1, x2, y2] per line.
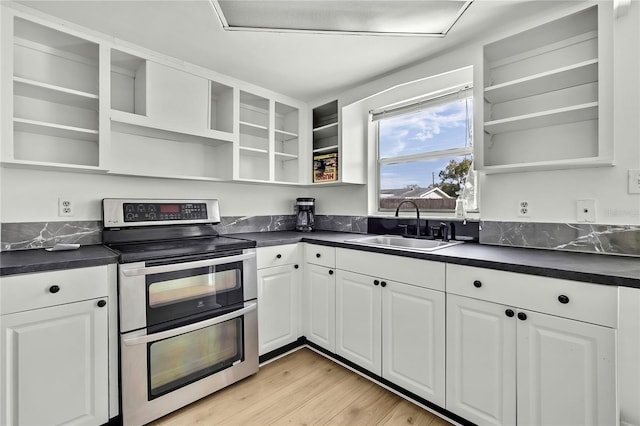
[0, 168, 306, 222]
[309, 1, 640, 225]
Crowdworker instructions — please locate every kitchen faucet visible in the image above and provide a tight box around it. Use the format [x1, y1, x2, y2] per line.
[394, 200, 420, 237]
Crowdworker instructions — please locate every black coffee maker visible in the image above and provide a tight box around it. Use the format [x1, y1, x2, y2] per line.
[295, 198, 315, 232]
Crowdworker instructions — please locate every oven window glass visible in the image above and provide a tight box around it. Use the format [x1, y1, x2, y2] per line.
[148, 317, 243, 398]
[149, 268, 239, 307]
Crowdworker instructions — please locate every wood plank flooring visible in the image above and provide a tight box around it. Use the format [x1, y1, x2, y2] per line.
[150, 348, 454, 426]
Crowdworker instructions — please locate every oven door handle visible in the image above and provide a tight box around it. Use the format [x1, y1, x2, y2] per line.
[122, 302, 257, 346]
[121, 252, 255, 277]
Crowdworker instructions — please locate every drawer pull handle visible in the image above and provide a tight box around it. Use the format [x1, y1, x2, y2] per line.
[49, 285, 60, 294]
[328, 270, 334, 275]
[558, 295, 570, 304]
[505, 309, 515, 318]
[473, 280, 482, 288]
[276, 254, 282, 259]
[381, 281, 387, 288]
[294, 264, 299, 269]
[517, 312, 527, 321]
[97, 300, 107, 308]
[316, 253, 321, 258]
[374, 280, 380, 286]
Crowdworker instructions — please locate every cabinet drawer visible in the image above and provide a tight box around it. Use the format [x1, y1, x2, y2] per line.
[446, 264, 617, 327]
[0, 266, 109, 315]
[256, 244, 300, 269]
[336, 248, 445, 291]
[304, 244, 335, 268]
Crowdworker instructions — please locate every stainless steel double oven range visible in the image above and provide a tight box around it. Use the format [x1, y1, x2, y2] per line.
[103, 199, 258, 425]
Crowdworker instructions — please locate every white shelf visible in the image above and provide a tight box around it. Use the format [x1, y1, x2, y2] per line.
[275, 151, 298, 161]
[484, 60, 598, 103]
[480, 156, 614, 174]
[111, 110, 233, 146]
[275, 129, 298, 142]
[313, 145, 339, 154]
[14, 77, 98, 110]
[239, 121, 269, 138]
[107, 170, 227, 182]
[313, 121, 338, 140]
[0, 159, 105, 173]
[14, 118, 98, 142]
[484, 102, 598, 135]
[239, 146, 268, 157]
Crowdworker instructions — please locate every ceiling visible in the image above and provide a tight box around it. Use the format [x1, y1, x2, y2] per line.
[15, 0, 568, 102]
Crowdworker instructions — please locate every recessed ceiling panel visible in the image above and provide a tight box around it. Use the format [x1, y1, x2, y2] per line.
[212, 1, 473, 36]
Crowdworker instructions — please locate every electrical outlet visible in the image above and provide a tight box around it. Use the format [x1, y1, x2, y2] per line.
[58, 197, 74, 217]
[517, 200, 530, 218]
[576, 199, 596, 222]
[629, 169, 640, 194]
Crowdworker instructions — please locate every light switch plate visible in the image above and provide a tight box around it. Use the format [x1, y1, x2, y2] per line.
[576, 199, 596, 222]
[628, 169, 640, 194]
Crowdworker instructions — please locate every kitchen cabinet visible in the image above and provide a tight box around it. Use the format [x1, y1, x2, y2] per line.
[446, 265, 617, 426]
[256, 244, 302, 355]
[311, 99, 365, 185]
[1, 11, 103, 171]
[0, 266, 115, 425]
[334, 248, 446, 405]
[475, 2, 613, 173]
[303, 244, 336, 352]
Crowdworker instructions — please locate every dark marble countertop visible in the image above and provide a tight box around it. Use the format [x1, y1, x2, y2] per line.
[231, 230, 640, 288]
[0, 245, 119, 276]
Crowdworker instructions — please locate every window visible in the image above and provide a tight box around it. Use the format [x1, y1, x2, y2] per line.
[373, 86, 473, 212]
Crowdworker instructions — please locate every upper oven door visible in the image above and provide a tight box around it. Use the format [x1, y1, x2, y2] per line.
[119, 249, 257, 332]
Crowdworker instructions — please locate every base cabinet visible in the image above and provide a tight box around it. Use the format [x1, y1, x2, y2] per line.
[335, 269, 445, 405]
[0, 298, 109, 426]
[304, 263, 336, 352]
[446, 294, 616, 426]
[257, 264, 301, 355]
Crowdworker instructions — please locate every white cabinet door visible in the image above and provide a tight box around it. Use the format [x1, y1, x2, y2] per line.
[146, 61, 209, 130]
[304, 263, 335, 352]
[446, 294, 516, 426]
[382, 281, 445, 406]
[0, 298, 109, 426]
[257, 264, 301, 355]
[335, 270, 381, 375]
[516, 310, 617, 426]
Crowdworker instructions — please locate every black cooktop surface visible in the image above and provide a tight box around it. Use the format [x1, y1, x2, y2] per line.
[108, 235, 255, 263]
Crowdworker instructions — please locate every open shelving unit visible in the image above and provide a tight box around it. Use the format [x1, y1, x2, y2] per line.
[274, 102, 299, 183]
[9, 17, 101, 168]
[238, 91, 270, 181]
[477, 4, 612, 173]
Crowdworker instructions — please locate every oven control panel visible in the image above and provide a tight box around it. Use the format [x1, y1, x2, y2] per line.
[123, 202, 208, 222]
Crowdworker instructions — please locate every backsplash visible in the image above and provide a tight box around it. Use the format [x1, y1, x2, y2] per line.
[481, 221, 640, 257]
[0, 215, 365, 251]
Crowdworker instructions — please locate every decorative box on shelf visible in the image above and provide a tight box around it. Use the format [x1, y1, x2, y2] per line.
[313, 153, 338, 183]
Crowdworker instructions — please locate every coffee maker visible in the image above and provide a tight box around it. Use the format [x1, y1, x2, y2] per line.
[295, 198, 315, 232]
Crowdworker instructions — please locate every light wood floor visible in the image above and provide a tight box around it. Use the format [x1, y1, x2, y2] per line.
[150, 348, 454, 425]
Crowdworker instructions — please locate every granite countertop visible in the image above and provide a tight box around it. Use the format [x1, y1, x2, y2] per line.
[0, 245, 119, 276]
[231, 230, 640, 288]
[1, 231, 639, 289]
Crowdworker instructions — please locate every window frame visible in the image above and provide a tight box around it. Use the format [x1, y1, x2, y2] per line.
[373, 85, 474, 214]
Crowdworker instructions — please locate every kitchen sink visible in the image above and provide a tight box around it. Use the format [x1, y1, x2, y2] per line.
[345, 235, 463, 252]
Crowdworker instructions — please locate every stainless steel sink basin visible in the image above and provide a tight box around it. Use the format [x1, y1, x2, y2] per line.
[345, 235, 463, 252]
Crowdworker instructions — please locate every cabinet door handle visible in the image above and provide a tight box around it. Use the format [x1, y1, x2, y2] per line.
[294, 264, 299, 269]
[380, 281, 387, 287]
[373, 279, 380, 286]
[316, 253, 321, 258]
[276, 254, 282, 259]
[505, 309, 515, 317]
[97, 300, 107, 308]
[517, 312, 527, 321]
[558, 295, 570, 304]
[328, 269, 334, 275]
[473, 280, 482, 288]
[49, 285, 60, 294]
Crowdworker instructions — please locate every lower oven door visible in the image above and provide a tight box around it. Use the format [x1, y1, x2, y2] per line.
[120, 301, 258, 426]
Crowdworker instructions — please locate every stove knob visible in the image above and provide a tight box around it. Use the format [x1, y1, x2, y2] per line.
[148, 213, 156, 220]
